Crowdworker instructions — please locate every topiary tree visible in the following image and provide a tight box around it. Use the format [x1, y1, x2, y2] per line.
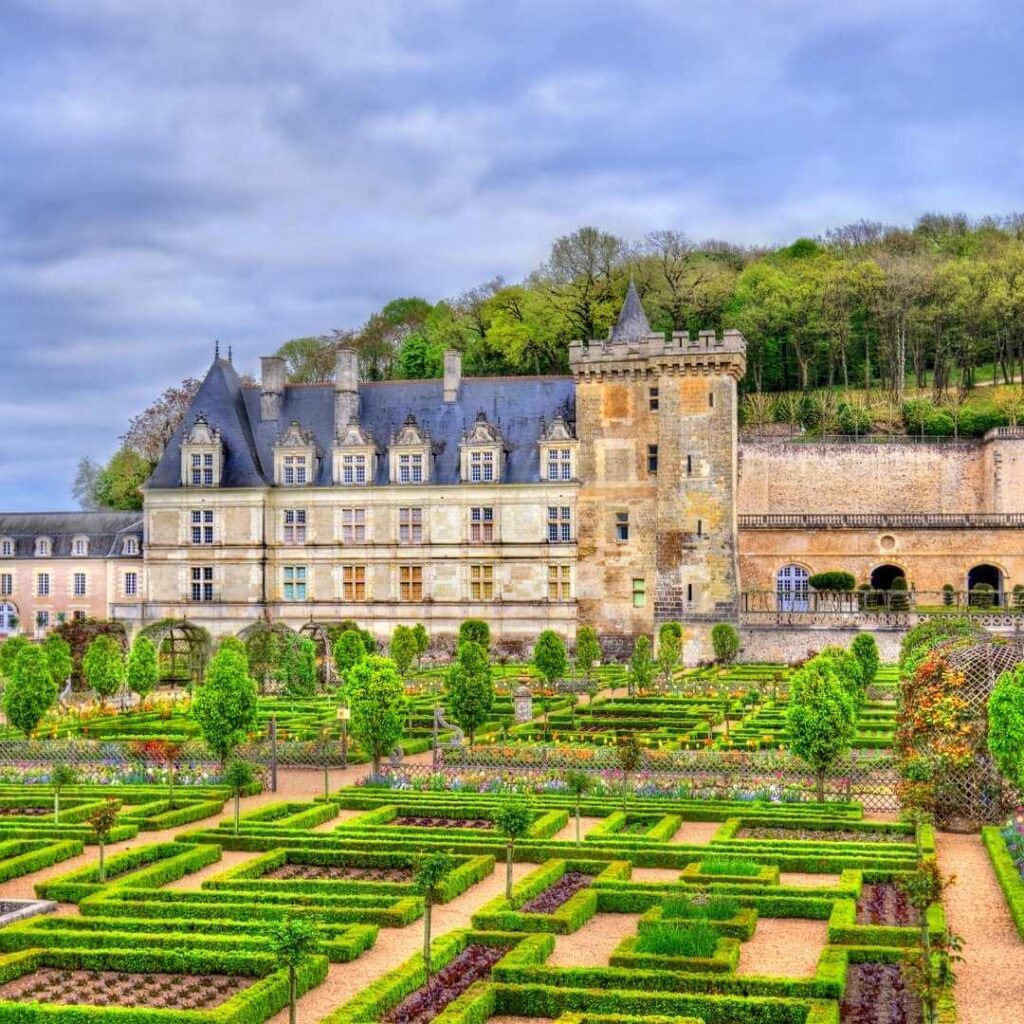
[710, 623, 740, 665]
[415, 851, 454, 980]
[942, 583, 956, 608]
[51, 762, 76, 824]
[223, 758, 256, 834]
[970, 582, 995, 609]
[787, 658, 856, 801]
[850, 633, 880, 689]
[411, 624, 429, 670]
[808, 570, 856, 592]
[574, 627, 601, 689]
[268, 915, 322, 1024]
[656, 623, 683, 691]
[616, 733, 644, 812]
[42, 634, 72, 690]
[332, 629, 367, 679]
[191, 646, 258, 763]
[628, 635, 654, 697]
[493, 800, 532, 899]
[890, 575, 910, 612]
[126, 635, 159, 701]
[82, 634, 126, 705]
[565, 771, 594, 845]
[0, 636, 29, 681]
[988, 664, 1024, 791]
[458, 619, 491, 652]
[279, 633, 317, 697]
[816, 644, 866, 713]
[4, 646, 58, 738]
[344, 655, 408, 775]
[390, 625, 418, 678]
[446, 641, 494, 746]
[89, 798, 121, 882]
[533, 630, 568, 688]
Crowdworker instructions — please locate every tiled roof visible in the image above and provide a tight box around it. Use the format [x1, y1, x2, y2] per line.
[0, 512, 142, 558]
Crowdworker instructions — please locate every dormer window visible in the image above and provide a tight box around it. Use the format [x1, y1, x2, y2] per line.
[459, 410, 504, 485]
[273, 421, 319, 487]
[389, 413, 431, 485]
[332, 422, 378, 486]
[180, 414, 223, 488]
[0, 538, 12, 557]
[122, 537, 139, 556]
[538, 413, 579, 484]
[35, 537, 52, 557]
[72, 535, 89, 557]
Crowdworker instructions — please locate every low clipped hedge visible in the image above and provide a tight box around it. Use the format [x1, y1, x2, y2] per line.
[35, 842, 221, 903]
[120, 797, 225, 830]
[982, 825, 1024, 939]
[229, 801, 337, 831]
[609, 934, 741, 974]
[638, 904, 758, 940]
[0, 839, 82, 884]
[826, 897, 946, 946]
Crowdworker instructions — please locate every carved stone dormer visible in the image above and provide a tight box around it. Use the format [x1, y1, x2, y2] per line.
[332, 421, 379, 486]
[389, 413, 432, 484]
[538, 413, 579, 483]
[180, 414, 223, 488]
[273, 420, 320, 487]
[460, 410, 505, 484]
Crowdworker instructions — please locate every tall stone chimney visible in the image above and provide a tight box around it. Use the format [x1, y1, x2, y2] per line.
[334, 346, 360, 434]
[259, 356, 286, 420]
[443, 350, 462, 403]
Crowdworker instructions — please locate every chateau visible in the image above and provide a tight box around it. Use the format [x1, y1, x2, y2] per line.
[3, 286, 1023, 662]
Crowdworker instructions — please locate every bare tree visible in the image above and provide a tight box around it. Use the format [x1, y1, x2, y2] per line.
[121, 378, 202, 462]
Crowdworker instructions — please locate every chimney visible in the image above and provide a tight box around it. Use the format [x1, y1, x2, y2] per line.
[259, 356, 286, 420]
[334, 346, 360, 435]
[443, 349, 462, 403]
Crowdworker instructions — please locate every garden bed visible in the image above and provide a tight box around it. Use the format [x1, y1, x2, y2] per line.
[521, 872, 593, 914]
[736, 826, 914, 844]
[393, 816, 494, 830]
[840, 962, 921, 1023]
[265, 863, 415, 882]
[0, 967, 253, 1010]
[856, 883, 919, 927]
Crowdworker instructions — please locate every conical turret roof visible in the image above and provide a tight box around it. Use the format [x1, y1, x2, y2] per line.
[609, 281, 651, 343]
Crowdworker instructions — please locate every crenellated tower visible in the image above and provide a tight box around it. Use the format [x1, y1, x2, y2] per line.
[569, 283, 746, 661]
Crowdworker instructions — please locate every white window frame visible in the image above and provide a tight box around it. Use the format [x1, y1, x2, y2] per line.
[282, 565, 308, 601]
[341, 508, 366, 544]
[73, 572, 87, 597]
[282, 509, 307, 545]
[190, 509, 214, 545]
[37, 572, 50, 597]
[547, 506, 572, 543]
[548, 564, 572, 601]
[124, 572, 138, 597]
[398, 507, 423, 544]
[470, 507, 494, 543]
[190, 566, 214, 602]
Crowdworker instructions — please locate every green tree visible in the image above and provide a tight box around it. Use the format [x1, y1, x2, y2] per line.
[988, 665, 1024, 790]
[332, 629, 367, 679]
[458, 619, 491, 651]
[446, 641, 494, 746]
[850, 633, 880, 688]
[93, 447, 153, 511]
[0, 636, 29, 681]
[710, 623, 740, 665]
[126, 635, 159, 701]
[565, 771, 594, 845]
[275, 335, 339, 383]
[245, 625, 281, 694]
[4, 646, 58, 738]
[787, 659, 856, 801]
[574, 627, 601, 687]
[415, 851, 454, 980]
[89, 799, 121, 882]
[268, 915, 322, 1024]
[411, 624, 429, 670]
[493, 800, 532, 899]
[82, 634, 125, 704]
[191, 646, 258, 763]
[390, 626, 418, 678]
[890, 576, 910, 611]
[51, 763, 76, 824]
[816, 644, 867, 713]
[344, 656, 408, 775]
[533, 630, 568, 687]
[280, 634, 317, 697]
[42, 634, 72, 689]
[656, 623, 683, 691]
[616, 733, 644, 812]
[223, 758, 256, 834]
[629, 635, 654, 696]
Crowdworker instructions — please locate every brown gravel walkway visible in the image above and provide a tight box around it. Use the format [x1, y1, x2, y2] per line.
[936, 831, 1024, 1024]
[735, 918, 827, 977]
[546, 913, 640, 967]
[550, 816, 605, 844]
[669, 820, 721, 844]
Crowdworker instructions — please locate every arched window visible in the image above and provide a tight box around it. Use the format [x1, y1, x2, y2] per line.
[72, 535, 89, 557]
[870, 564, 905, 590]
[967, 564, 1003, 607]
[123, 537, 139, 556]
[34, 537, 51, 557]
[776, 564, 809, 612]
[0, 538, 12, 557]
[0, 603, 16, 633]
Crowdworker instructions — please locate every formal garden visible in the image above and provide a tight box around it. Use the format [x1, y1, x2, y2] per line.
[0, 615, 1019, 1023]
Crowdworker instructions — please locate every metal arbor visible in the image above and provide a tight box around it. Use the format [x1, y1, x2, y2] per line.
[139, 618, 212, 688]
[297, 621, 337, 690]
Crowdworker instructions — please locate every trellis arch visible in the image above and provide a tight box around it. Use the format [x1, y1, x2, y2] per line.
[237, 620, 296, 694]
[139, 618, 213, 687]
[298, 621, 337, 689]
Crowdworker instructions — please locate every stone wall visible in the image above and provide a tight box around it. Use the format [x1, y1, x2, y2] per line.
[740, 626, 904, 664]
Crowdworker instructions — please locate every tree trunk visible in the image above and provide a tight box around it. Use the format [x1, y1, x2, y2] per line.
[289, 967, 297, 1024]
[575, 800, 581, 846]
[372, 754, 381, 776]
[98, 841, 106, 883]
[54, 790, 60, 825]
[816, 770, 825, 803]
[423, 902, 433, 980]
[234, 792, 240, 834]
[505, 842, 514, 899]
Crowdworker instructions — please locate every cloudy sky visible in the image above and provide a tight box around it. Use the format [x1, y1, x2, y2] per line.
[1, 1, 1020, 509]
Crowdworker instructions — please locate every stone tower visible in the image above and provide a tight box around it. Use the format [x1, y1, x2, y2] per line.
[569, 284, 747, 662]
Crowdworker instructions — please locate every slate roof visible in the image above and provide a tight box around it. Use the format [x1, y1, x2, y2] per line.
[609, 281, 652, 343]
[0, 512, 142, 559]
[148, 358, 576, 488]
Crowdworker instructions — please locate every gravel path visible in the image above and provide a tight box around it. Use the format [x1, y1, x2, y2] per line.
[735, 918, 827, 977]
[550, 816, 605, 843]
[780, 872, 842, 888]
[936, 831, 1024, 1024]
[546, 913, 640, 967]
[669, 820, 721, 843]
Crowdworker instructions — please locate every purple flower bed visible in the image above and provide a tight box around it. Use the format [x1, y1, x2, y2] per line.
[840, 962, 921, 1024]
[856, 883, 919, 927]
[521, 871, 593, 914]
[383, 944, 507, 1024]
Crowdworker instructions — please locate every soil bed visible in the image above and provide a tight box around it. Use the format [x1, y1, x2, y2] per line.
[266, 863, 414, 882]
[737, 826, 913, 844]
[393, 816, 493, 830]
[382, 944, 507, 1024]
[0, 807, 50, 817]
[0, 968, 252, 1010]
[521, 872, 592, 914]
[856, 883, 919, 926]
[840, 962, 921, 1023]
